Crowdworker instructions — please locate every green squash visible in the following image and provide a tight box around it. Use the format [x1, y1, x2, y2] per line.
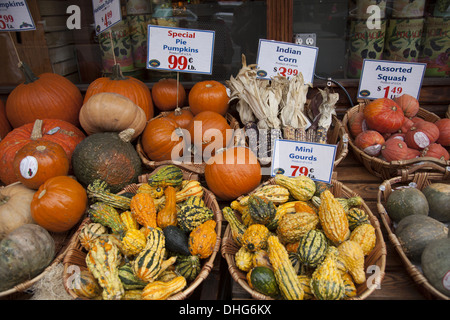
[247, 195, 276, 225]
[148, 165, 183, 188]
[385, 187, 429, 223]
[163, 225, 190, 256]
[422, 183, 450, 222]
[395, 214, 448, 263]
[421, 238, 450, 298]
[298, 229, 328, 267]
[176, 205, 214, 232]
[247, 266, 280, 298]
[118, 263, 148, 290]
[72, 129, 142, 193]
[175, 255, 201, 282]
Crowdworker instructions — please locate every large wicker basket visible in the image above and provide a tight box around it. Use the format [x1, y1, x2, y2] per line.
[342, 101, 450, 180]
[62, 172, 223, 300]
[221, 178, 387, 300]
[137, 109, 243, 175]
[377, 163, 450, 300]
[0, 182, 83, 299]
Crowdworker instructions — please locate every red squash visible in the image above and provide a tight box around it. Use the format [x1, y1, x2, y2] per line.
[435, 118, 450, 146]
[0, 119, 85, 185]
[393, 94, 420, 118]
[381, 138, 410, 162]
[363, 98, 404, 133]
[421, 143, 450, 161]
[405, 121, 440, 150]
[0, 99, 12, 140]
[399, 117, 414, 134]
[348, 111, 367, 138]
[354, 130, 385, 156]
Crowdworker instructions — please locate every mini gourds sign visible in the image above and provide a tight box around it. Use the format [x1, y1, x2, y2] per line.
[147, 25, 215, 75]
[0, 0, 35, 31]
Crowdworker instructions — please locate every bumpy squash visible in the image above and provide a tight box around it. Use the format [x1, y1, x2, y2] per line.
[230, 200, 254, 226]
[121, 229, 147, 256]
[177, 204, 214, 232]
[133, 228, 177, 282]
[247, 195, 276, 225]
[156, 186, 177, 229]
[247, 266, 280, 298]
[297, 274, 314, 300]
[274, 174, 316, 201]
[318, 190, 350, 244]
[118, 263, 148, 290]
[347, 208, 370, 230]
[130, 193, 157, 229]
[148, 165, 183, 188]
[141, 275, 186, 300]
[235, 246, 254, 272]
[188, 219, 217, 259]
[266, 201, 299, 230]
[276, 212, 319, 244]
[79, 222, 108, 251]
[240, 185, 290, 205]
[267, 235, 304, 300]
[298, 229, 328, 267]
[88, 202, 126, 235]
[222, 206, 247, 246]
[337, 240, 366, 284]
[310, 247, 345, 300]
[87, 180, 131, 210]
[184, 195, 205, 207]
[242, 224, 270, 252]
[85, 237, 124, 300]
[175, 255, 201, 282]
[71, 269, 102, 299]
[120, 211, 139, 231]
[349, 223, 376, 256]
[312, 195, 363, 213]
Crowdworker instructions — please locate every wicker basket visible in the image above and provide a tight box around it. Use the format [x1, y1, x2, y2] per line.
[0, 181, 83, 298]
[342, 101, 450, 180]
[62, 173, 223, 300]
[137, 109, 243, 175]
[221, 178, 387, 300]
[377, 163, 450, 300]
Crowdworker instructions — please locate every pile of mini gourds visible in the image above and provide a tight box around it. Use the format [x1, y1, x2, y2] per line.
[223, 174, 377, 300]
[73, 165, 217, 300]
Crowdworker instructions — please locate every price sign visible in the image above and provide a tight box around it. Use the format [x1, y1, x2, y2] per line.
[271, 139, 336, 183]
[92, 0, 122, 35]
[357, 59, 426, 100]
[256, 39, 318, 83]
[147, 25, 215, 74]
[0, 0, 35, 32]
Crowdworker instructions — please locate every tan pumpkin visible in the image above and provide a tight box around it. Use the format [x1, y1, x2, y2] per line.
[0, 182, 36, 239]
[79, 92, 147, 140]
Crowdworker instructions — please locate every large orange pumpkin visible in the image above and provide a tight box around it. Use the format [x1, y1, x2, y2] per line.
[83, 64, 154, 120]
[6, 63, 83, 128]
[363, 98, 404, 133]
[188, 80, 229, 116]
[187, 111, 232, 159]
[151, 78, 186, 111]
[13, 140, 69, 190]
[204, 146, 261, 201]
[0, 99, 12, 140]
[0, 119, 85, 185]
[141, 117, 186, 161]
[31, 176, 87, 233]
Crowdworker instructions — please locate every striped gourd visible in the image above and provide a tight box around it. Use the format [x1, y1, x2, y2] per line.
[318, 190, 350, 244]
[347, 208, 370, 230]
[184, 195, 205, 207]
[120, 211, 139, 231]
[121, 229, 147, 256]
[133, 228, 177, 282]
[310, 247, 345, 300]
[276, 211, 319, 244]
[298, 229, 328, 267]
[230, 200, 255, 226]
[88, 202, 126, 235]
[79, 222, 108, 251]
[312, 195, 364, 213]
[137, 184, 164, 199]
[267, 235, 304, 300]
[247, 195, 276, 225]
[341, 272, 357, 299]
[235, 246, 254, 272]
[118, 263, 148, 290]
[177, 204, 214, 232]
[240, 185, 290, 205]
[147, 165, 183, 188]
[349, 223, 376, 256]
[86, 179, 131, 210]
[274, 174, 316, 201]
[222, 206, 247, 246]
[175, 255, 201, 282]
[71, 269, 102, 299]
[297, 275, 314, 300]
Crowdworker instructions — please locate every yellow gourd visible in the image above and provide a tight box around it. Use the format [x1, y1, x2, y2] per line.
[349, 223, 376, 256]
[318, 190, 350, 244]
[141, 276, 187, 300]
[337, 240, 366, 284]
[235, 246, 254, 272]
[121, 229, 147, 256]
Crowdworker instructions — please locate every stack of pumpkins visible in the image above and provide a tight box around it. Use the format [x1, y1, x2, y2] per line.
[349, 94, 450, 162]
[72, 165, 218, 300]
[223, 174, 377, 300]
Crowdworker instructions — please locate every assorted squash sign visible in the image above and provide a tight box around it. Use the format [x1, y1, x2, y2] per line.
[0, 62, 448, 301]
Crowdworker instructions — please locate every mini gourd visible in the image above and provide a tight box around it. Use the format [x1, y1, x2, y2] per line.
[88, 202, 126, 235]
[274, 174, 316, 201]
[242, 224, 270, 252]
[141, 276, 187, 300]
[147, 165, 183, 188]
[318, 190, 350, 244]
[188, 219, 217, 259]
[222, 206, 247, 246]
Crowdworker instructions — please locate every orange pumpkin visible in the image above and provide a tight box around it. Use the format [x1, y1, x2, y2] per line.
[188, 80, 229, 116]
[83, 64, 154, 121]
[151, 78, 186, 111]
[381, 138, 409, 162]
[166, 107, 194, 129]
[421, 143, 450, 160]
[187, 111, 232, 158]
[348, 111, 367, 138]
[354, 130, 385, 156]
[141, 117, 186, 161]
[363, 98, 404, 133]
[0, 99, 12, 140]
[393, 94, 419, 118]
[6, 63, 83, 128]
[205, 146, 261, 201]
[13, 140, 69, 190]
[0, 119, 85, 186]
[31, 176, 87, 233]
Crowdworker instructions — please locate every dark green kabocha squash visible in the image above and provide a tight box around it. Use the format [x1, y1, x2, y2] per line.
[422, 183, 450, 222]
[421, 238, 450, 298]
[71, 129, 142, 193]
[385, 187, 429, 223]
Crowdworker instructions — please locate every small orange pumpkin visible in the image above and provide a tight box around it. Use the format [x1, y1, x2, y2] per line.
[188, 219, 217, 259]
[151, 78, 186, 111]
[31, 176, 88, 233]
[188, 80, 229, 116]
[165, 107, 194, 129]
[13, 140, 69, 190]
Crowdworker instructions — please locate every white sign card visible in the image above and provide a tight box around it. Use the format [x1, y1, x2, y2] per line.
[271, 139, 336, 183]
[357, 59, 426, 100]
[92, 0, 122, 35]
[0, 0, 35, 32]
[147, 25, 215, 74]
[256, 39, 318, 83]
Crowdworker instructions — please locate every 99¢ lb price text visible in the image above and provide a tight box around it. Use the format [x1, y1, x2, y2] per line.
[178, 304, 271, 317]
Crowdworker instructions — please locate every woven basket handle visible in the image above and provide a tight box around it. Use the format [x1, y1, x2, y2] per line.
[397, 161, 449, 180]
